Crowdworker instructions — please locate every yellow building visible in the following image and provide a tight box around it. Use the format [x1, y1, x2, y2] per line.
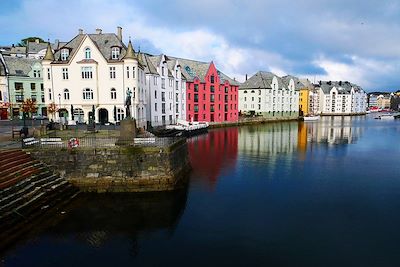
[299, 88, 309, 116]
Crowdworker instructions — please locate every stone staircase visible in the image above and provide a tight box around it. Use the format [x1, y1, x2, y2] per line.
[0, 149, 79, 247]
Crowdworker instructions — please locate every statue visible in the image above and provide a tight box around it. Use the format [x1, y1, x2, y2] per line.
[125, 88, 132, 118]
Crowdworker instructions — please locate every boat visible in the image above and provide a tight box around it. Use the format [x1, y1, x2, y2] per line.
[375, 113, 395, 120]
[303, 115, 320, 122]
[162, 119, 209, 137]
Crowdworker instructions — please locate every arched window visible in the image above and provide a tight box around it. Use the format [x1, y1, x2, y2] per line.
[244, 90, 247, 94]
[111, 88, 117, 100]
[85, 47, 91, 59]
[64, 88, 70, 100]
[111, 47, 120, 59]
[61, 49, 69, 61]
[83, 88, 93, 100]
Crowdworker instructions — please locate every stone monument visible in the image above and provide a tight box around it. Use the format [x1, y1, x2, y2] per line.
[117, 88, 136, 145]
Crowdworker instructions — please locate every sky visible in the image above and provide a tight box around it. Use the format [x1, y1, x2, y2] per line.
[0, 0, 399, 92]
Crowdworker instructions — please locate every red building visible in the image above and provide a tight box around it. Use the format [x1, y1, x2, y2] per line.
[179, 60, 239, 123]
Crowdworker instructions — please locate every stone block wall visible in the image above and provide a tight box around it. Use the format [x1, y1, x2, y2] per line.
[27, 140, 190, 193]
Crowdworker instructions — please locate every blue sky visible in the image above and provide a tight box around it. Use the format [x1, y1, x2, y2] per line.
[1, 0, 399, 92]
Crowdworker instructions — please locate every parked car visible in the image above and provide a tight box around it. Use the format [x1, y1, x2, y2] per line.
[32, 115, 48, 120]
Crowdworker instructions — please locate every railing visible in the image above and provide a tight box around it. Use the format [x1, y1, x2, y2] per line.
[22, 136, 184, 149]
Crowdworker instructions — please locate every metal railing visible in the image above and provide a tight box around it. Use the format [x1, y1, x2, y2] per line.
[22, 136, 184, 149]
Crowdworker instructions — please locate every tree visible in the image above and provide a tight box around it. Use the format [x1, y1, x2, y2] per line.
[47, 102, 58, 121]
[21, 98, 38, 118]
[17, 37, 45, 47]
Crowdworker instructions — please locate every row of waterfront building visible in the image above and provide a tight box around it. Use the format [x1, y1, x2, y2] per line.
[0, 27, 368, 126]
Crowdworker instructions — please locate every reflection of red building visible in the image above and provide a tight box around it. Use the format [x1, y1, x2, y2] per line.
[188, 128, 238, 189]
[181, 60, 239, 123]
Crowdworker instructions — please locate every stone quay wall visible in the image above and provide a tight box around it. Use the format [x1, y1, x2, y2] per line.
[27, 139, 190, 193]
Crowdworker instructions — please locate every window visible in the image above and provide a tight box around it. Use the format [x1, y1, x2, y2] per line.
[62, 68, 68, 80]
[33, 70, 39, 78]
[162, 103, 166, 114]
[155, 103, 158, 111]
[109, 67, 116, 79]
[210, 75, 215, 83]
[210, 85, 215, 93]
[161, 66, 165, 76]
[85, 47, 91, 59]
[194, 104, 199, 112]
[47, 68, 51, 80]
[210, 94, 215, 102]
[61, 49, 69, 60]
[169, 79, 173, 87]
[111, 47, 120, 59]
[154, 90, 157, 99]
[116, 108, 125, 121]
[31, 83, 36, 90]
[194, 84, 199, 92]
[48, 88, 52, 100]
[81, 67, 93, 79]
[111, 88, 117, 100]
[133, 67, 136, 78]
[15, 82, 23, 91]
[41, 94, 45, 103]
[176, 81, 179, 90]
[64, 89, 70, 100]
[15, 94, 24, 102]
[161, 78, 165, 89]
[126, 66, 130, 78]
[194, 94, 198, 102]
[31, 94, 36, 102]
[41, 83, 44, 91]
[153, 76, 157, 85]
[162, 92, 165, 102]
[83, 88, 93, 100]
[176, 104, 179, 113]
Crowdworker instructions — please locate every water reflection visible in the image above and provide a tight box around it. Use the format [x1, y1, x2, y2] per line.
[187, 128, 238, 189]
[1, 190, 188, 265]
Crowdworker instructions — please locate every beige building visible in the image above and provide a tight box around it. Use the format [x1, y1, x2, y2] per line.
[42, 27, 148, 128]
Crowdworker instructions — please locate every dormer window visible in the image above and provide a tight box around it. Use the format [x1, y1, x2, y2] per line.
[61, 49, 69, 61]
[111, 47, 120, 59]
[85, 47, 91, 59]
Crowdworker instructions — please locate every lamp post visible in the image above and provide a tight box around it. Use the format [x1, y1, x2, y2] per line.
[58, 93, 61, 123]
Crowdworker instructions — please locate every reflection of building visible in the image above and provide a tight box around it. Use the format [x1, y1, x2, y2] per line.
[306, 116, 363, 145]
[239, 72, 300, 119]
[188, 128, 238, 188]
[238, 122, 298, 157]
[3, 56, 46, 118]
[390, 93, 400, 111]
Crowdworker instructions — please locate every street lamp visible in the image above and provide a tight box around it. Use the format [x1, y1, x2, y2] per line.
[58, 93, 61, 123]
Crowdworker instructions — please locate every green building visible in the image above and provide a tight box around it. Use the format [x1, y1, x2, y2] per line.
[4, 56, 46, 118]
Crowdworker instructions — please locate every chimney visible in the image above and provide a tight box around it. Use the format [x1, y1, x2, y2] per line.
[117, 26, 122, 41]
[96, 28, 102, 34]
[35, 38, 40, 44]
[245, 74, 248, 81]
[78, 28, 83, 35]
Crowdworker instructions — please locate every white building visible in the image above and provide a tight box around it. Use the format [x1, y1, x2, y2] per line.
[141, 54, 186, 127]
[317, 81, 367, 115]
[0, 52, 9, 119]
[42, 27, 147, 128]
[239, 71, 299, 119]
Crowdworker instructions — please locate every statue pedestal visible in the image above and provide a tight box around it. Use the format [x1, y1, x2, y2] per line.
[117, 118, 137, 145]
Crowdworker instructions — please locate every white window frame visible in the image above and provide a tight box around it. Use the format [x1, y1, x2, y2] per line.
[83, 88, 93, 100]
[64, 88, 70, 100]
[111, 88, 117, 100]
[111, 47, 120, 59]
[62, 68, 68, 80]
[61, 49, 69, 60]
[85, 47, 91, 59]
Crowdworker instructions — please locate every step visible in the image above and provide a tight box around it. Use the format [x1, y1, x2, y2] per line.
[0, 163, 44, 183]
[0, 168, 41, 189]
[0, 152, 29, 165]
[0, 186, 43, 214]
[0, 172, 57, 206]
[0, 160, 41, 178]
[0, 150, 25, 161]
[0, 169, 52, 199]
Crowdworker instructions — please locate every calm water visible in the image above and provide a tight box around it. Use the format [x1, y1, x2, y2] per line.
[2, 115, 400, 267]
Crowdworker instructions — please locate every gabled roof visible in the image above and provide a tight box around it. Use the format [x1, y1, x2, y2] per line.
[282, 75, 305, 90]
[52, 33, 128, 63]
[240, 71, 276, 89]
[4, 56, 41, 77]
[141, 53, 158, 74]
[319, 81, 362, 94]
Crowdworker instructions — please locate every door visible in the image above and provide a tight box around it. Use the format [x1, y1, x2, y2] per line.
[98, 108, 109, 125]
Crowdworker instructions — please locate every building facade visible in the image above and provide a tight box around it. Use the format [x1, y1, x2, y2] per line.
[376, 94, 391, 109]
[141, 54, 186, 127]
[181, 60, 238, 123]
[239, 72, 299, 119]
[0, 53, 9, 119]
[3, 56, 46, 118]
[317, 81, 367, 115]
[42, 27, 147, 127]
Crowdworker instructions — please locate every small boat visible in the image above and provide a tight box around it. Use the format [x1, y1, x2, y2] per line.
[375, 113, 395, 120]
[164, 119, 209, 137]
[303, 115, 320, 122]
